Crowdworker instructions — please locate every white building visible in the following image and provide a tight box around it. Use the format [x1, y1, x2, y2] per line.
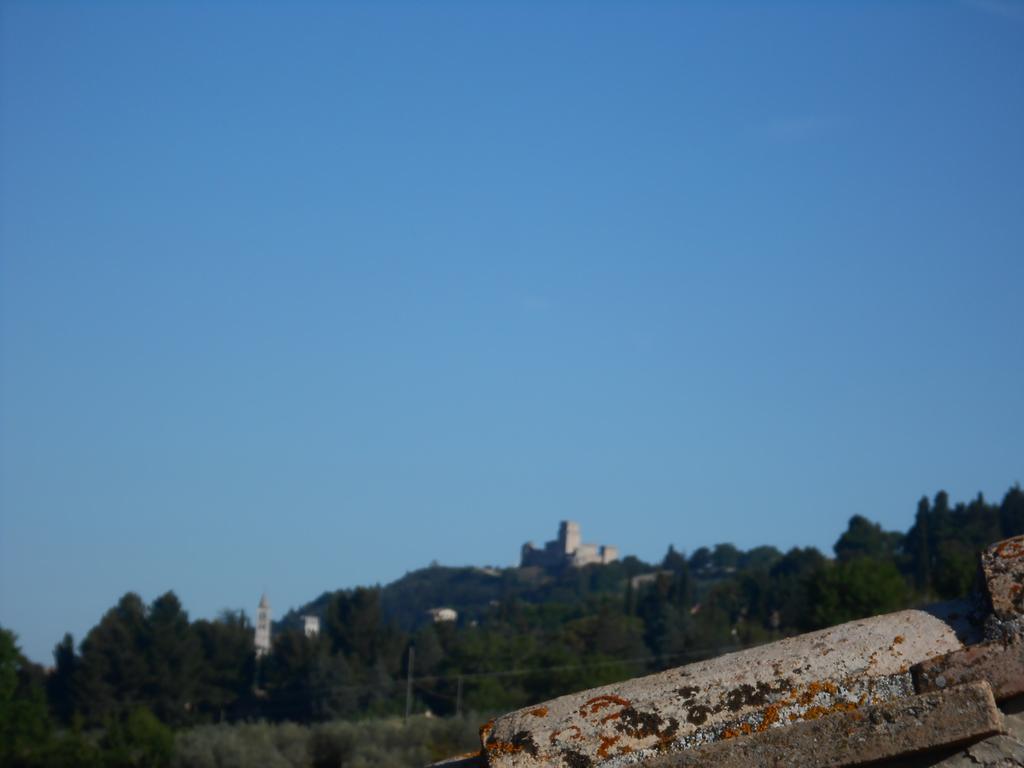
[427, 607, 458, 623]
[303, 615, 321, 638]
[255, 593, 272, 658]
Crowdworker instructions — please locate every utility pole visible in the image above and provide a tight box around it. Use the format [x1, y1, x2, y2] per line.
[404, 644, 415, 723]
[456, 675, 463, 718]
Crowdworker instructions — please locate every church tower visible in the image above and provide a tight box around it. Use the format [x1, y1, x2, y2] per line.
[255, 593, 272, 658]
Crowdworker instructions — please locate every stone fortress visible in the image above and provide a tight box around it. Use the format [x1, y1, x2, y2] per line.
[520, 521, 618, 569]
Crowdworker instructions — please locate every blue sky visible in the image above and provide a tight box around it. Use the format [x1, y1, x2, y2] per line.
[1, 0, 1022, 664]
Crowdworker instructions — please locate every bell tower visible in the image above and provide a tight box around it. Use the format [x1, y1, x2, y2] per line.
[255, 593, 272, 657]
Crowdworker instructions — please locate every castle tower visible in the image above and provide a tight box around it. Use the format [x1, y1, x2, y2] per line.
[559, 521, 582, 555]
[255, 593, 272, 658]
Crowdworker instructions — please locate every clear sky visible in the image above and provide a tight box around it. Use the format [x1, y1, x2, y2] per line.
[1, 0, 1022, 664]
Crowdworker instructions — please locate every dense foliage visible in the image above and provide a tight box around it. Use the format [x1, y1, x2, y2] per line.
[2, 485, 1021, 767]
[172, 715, 482, 768]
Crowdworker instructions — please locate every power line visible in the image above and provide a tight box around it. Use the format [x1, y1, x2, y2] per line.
[252, 642, 750, 702]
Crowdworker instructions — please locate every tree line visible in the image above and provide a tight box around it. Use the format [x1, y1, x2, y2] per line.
[2, 485, 1022, 767]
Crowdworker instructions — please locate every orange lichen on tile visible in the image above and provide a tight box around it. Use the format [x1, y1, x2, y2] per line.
[549, 726, 582, 744]
[485, 740, 525, 757]
[529, 706, 548, 718]
[797, 680, 838, 705]
[597, 735, 621, 758]
[757, 703, 781, 731]
[994, 538, 1024, 559]
[800, 700, 861, 721]
[579, 694, 631, 716]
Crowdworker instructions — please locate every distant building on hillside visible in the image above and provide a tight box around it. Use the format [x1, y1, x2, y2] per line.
[520, 521, 618, 569]
[255, 593, 272, 657]
[303, 615, 320, 638]
[630, 570, 673, 589]
[427, 607, 458, 623]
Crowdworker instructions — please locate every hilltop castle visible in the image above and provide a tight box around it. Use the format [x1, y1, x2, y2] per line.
[520, 521, 618, 569]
